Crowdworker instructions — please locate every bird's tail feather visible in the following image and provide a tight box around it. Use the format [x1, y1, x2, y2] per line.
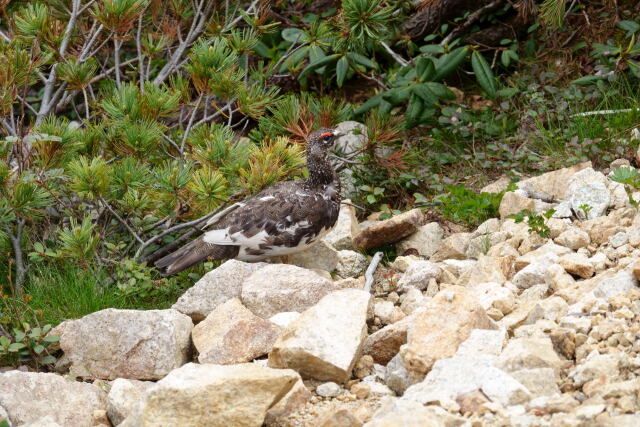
[154, 237, 237, 276]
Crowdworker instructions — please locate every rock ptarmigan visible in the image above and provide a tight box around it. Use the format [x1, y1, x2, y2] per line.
[155, 128, 343, 275]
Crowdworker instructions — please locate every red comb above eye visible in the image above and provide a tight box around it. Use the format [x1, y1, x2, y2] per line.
[319, 132, 333, 138]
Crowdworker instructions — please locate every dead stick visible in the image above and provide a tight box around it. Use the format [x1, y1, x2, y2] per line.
[364, 252, 383, 293]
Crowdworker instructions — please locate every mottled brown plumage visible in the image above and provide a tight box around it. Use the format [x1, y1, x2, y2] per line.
[155, 129, 342, 275]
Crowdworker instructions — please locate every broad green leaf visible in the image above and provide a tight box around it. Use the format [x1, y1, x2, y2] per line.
[347, 53, 376, 69]
[336, 56, 348, 87]
[382, 87, 411, 105]
[571, 75, 606, 85]
[424, 82, 455, 100]
[419, 44, 445, 54]
[43, 335, 60, 344]
[8, 342, 26, 352]
[282, 28, 308, 43]
[40, 355, 57, 365]
[412, 84, 438, 105]
[298, 54, 340, 78]
[471, 50, 497, 99]
[434, 47, 469, 81]
[618, 20, 640, 37]
[416, 57, 436, 81]
[354, 95, 382, 115]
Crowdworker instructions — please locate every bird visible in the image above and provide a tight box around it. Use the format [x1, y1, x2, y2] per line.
[155, 128, 343, 276]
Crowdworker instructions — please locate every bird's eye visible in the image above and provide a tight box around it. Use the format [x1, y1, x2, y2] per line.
[323, 135, 332, 142]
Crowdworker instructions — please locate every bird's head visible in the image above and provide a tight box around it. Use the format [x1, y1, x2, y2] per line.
[307, 128, 342, 157]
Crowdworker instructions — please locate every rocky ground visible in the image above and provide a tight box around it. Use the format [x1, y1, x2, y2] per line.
[2, 157, 640, 427]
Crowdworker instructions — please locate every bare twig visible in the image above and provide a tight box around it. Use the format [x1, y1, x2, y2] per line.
[6, 220, 27, 294]
[100, 198, 144, 244]
[441, 0, 505, 46]
[364, 251, 384, 293]
[180, 93, 204, 153]
[380, 41, 409, 67]
[134, 202, 240, 260]
[113, 38, 123, 89]
[572, 108, 639, 117]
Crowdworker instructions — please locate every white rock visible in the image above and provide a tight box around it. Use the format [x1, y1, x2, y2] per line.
[514, 242, 570, 271]
[192, 298, 281, 364]
[264, 378, 311, 426]
[469, 282, 515, 315]
[552, 201, 573, 218]
[401, 286, 497, 376]
[399, 287, 424, 315]
[288, 240, 339, 272]
[402, 355, 531, 407]
[172, 260, 268, 321]
[334, 121, 367, 154]
[524, 296, 569, 324]
[559, 314, 592, 335]
[241, 264, 338, 318]
[107, 378, 153, 426]
[323, 200, 359, 250]
[498, 337, 563, 373]
[593, 270, 638, 299]
[21, 416, 64, 427]
[555, 228, 590, 250]
[513, 258, 556, 290]
[0, 370, 107, 427]
[374, 301, 395, 325]
[609, 231, 629, 248]
[121, 363, 299, 427]
[558, 252, 595, 279]
[385, 353, 420, 395]
[335, 250, 368, 278]
[366, 396, 466, 427]
[315, 382, 342, 397]
[430, 232, 472, 261]
[569, 353, 620, 386]
[396, 260, 441, 291]
[269, 312, 300, 329]
[455, 329, 508, 357]
[55, 309, 193, 380]
[268, 289, 371, 383]
[510, 368, 560, 398]
[569, 182, 611, 219]
[396, 222, 444, 257]
[466, 232, 509, 259]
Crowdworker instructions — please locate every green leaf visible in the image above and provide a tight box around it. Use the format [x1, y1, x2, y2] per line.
[33, 344, 45, 354]
[281, 28, 308, 43]
[40, 355, 57, 365]
[571, 75, 606, 85]
[43, 335, 60, 344]
[336, 56, 349, 87]
[8, 342, 26, 352]
[496, 88, 519, 98]
[471, 50, 497, 99]
[354, 95, 382, 115]
[381, 87, 412, 105]
[416, 57, 436, 81]
[13, 330, 25, 342]
[419, 44, 445, 54]
[0, 336, 10, 347]
[618, 20, 640, 36]
[347, 53, 376, 69]
[434, 47, 469, 81]
[412, 84, 438, 105]
[424, 82, 455, 100]
[298, 54, 340, 79]
[406, 94, 424, 125]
